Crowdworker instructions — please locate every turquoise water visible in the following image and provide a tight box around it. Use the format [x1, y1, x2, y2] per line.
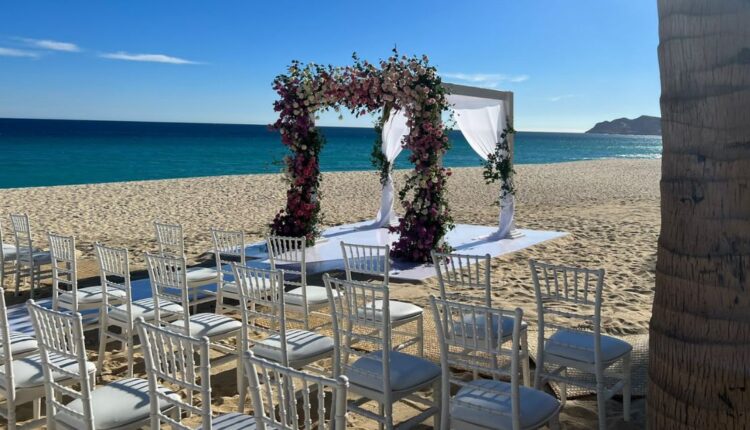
[0, 118, 661, 189]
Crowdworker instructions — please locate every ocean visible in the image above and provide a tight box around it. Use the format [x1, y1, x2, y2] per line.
[0, 118, 662, 189]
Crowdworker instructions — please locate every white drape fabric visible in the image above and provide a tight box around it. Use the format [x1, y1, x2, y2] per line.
[449, 94, 515, 238]
[372, 109, 408, 227]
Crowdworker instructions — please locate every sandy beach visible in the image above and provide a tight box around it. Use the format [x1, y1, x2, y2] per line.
[0, 158, 660, 429]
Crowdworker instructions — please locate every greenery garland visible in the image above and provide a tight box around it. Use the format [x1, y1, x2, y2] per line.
[482, 121, 516, 203]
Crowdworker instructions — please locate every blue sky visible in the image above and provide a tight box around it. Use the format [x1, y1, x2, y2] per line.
[0, 1, 659, 132]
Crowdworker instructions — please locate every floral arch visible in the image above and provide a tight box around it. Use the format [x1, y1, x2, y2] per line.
[269, 53, 453, 262]
[270, 52, 516, 263]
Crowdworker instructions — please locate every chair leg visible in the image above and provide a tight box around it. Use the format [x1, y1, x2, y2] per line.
[32, 397, 41, 419]
[97, 315, 109, 375]
[521, 330, 531, 386]
[14, 262, 21, 296]
[127, 326, 135, 378]
[596, 381, 607, 430]
[6, 397, 16, 430]
[560, 367, 567, 406]
[237, 341, 246, 413]
[432, 379, 441, 430]
[623, 352, 632, 422]
[378, 403, 385, 430]
[534, 349, 544, 389]
[215, 288, 224, 315]
[417, 315, 424, 357]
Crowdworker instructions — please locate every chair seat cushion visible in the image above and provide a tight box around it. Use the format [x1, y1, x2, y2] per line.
[221, 277, 272, 296]
[546, 329, 632, 364]
[252, 329, 334, 368]
[59, 285, 127, 305]
[55, 378, 178, 430]
[0, 332, 38, 357]
[348, 350, 440, 393]
[451, 379, 560, 430]
[169, 313, 242, 338]
[284, 285, 335, 306]
[357, 300, 423, 322]
[0, 354, 96, 389]
[186, 267, 219, 284]
[2, 244, 16, 261]
[212, 412, 258, 430]
[27, 251, 52, 265]
[453, 313, 528, 341]
[109, 298, 184, 322]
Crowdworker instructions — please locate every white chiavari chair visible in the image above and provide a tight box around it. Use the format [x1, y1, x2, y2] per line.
[233, 264, 335, 410]
[95, 243, 182, 376]
[9, 214, 51, 298]
[211, 228, 247, 316]
[48, 233, 126, 333]
[324, 274, 441, 429]
[267, 235, 333, 331]
[27, 300, 175, 430]
[430, 296, 561, 430]
[154, 221, 219, 311]
[530, 260, 632, 430]
[145, 252, 243, 399]
[432, 250, 530, 385]
[244, 349, 349, 430]
[341, 242, 424, 356]
[136, 318, 256, 429]
[0, 287, 50, 430]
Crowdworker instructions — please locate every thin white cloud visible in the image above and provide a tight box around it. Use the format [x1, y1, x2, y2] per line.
[443, 72, 530, 88]
[100, 51, 199, 65]
[20, 38, 80, 52]
[547, 94, 581, 102]
[0, 47, 39, 58]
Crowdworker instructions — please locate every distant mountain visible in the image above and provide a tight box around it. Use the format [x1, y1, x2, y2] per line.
[586, 115, 661, 136]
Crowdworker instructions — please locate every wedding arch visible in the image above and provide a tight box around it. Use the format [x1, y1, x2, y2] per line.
[269, 52, 515, 262]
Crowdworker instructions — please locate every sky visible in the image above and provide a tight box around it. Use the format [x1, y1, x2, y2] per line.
[0, 1, 660, 132]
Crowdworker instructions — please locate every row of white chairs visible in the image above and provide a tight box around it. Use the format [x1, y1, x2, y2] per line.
[1, 216, 631, 429]
[17, 296, 349, 430]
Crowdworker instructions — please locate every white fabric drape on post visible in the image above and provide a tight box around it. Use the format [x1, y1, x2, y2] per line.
[449, 94, 515, 239]
[372, 109, 408, 228]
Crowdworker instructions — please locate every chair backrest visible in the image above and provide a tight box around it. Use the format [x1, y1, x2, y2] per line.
[144, 252, 191, 330]
[231, 264, 288, 359]
[430, 296, 524, 430]
[211, 228, 245, 287]
[244, 350, 349, 430]
[340, 242, 390, 284]
[136, 318, 212, 429]
[431, 251, 492, 307]
[266, 235, 307, 288]
[9, 214, 33, 261]
[48, 232, 79, 311]
[27, 300, 95, 430]
[529, 260, 605, 360]
[323, 274, 392, 390]
[154, 221, 185, 258]
[94, 243, 132, 312]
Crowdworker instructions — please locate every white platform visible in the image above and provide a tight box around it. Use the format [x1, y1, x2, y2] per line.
[245, 221, 567, 281]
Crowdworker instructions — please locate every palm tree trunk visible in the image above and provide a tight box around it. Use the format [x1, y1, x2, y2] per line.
[649, 0, 750, 428]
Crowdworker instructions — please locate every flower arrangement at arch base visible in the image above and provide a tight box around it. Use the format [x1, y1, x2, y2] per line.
[269, 50, 453, 262]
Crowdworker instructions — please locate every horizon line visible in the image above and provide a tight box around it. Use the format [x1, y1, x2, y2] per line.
[0, 116, 587, 134]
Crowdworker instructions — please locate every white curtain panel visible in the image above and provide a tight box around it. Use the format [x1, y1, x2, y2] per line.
[372, 109, 408, 228]
[449, 94, 515, 238]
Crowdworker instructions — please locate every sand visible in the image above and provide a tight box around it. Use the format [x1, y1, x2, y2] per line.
[0, 158, 659, 429]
